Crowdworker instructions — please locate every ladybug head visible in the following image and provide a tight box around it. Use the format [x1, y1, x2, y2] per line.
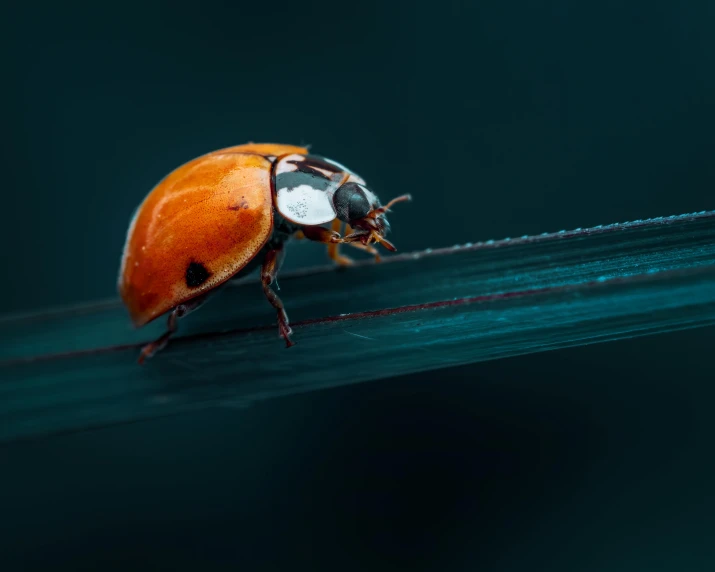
[332, 182, 411, 251]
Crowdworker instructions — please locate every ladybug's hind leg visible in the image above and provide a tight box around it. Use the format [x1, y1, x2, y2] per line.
[261, 246, 295, 348]
[138, 294, 209, 364]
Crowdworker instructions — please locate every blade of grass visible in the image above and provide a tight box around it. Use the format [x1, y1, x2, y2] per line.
[1, 210, 715, 443]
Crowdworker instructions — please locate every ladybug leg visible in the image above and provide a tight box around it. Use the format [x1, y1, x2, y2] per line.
[301, 224, 372, 264]
[261, 247, 295, 348]
[327, 222, 381, 263]
[329, 223, 382, 262]
[300, 224, 344, 245]
[345, 240, 381, 262]
[327, 220, 355, 266]
[137, 295, 209, 364]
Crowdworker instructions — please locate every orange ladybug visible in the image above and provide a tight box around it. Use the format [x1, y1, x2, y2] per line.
[118, 143, 410, 363]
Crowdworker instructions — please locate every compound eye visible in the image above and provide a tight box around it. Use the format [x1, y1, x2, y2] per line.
[332, 182, 372, 222]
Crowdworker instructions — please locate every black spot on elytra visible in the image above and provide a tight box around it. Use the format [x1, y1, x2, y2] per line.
[186, 262, 211, 288]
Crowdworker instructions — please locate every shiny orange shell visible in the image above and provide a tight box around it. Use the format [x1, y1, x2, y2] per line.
[119, 143, 309, 327]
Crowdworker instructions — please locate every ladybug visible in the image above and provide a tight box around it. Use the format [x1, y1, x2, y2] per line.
[118, 143, 411, 363]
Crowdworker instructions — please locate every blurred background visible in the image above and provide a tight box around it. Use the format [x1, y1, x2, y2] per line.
[2, 1, 715, 570]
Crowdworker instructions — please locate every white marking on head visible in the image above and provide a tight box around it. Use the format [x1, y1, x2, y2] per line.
[324, 172, 346, 197]
[276, 184, 337, 225]
[310, 165, 336, 178]
[275, 154, 304, 175]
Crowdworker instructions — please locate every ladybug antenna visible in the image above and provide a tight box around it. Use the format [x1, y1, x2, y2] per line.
[372, 193, 412, 217]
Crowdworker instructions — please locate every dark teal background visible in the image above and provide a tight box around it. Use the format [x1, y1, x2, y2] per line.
[2, 1, 715, 570]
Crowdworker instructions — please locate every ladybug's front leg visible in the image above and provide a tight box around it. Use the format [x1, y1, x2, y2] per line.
[300, 223, 381, 264]
[344, 240, 382, 262]
[261, 246, 294, 348]
[326, 219, 356, 266]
